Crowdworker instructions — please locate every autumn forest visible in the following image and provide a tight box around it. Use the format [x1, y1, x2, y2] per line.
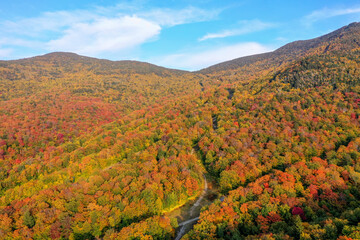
[0, 22, 360, 239]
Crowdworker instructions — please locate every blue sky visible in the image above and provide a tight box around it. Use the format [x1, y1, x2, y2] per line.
[1, 0, 360, 70]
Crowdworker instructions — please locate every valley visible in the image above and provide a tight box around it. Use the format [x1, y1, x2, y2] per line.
[0, 22, 360, 240]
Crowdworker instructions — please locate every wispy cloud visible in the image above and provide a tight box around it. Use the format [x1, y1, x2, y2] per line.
[0, 48, 12, 58]
[199, 19, 275, 41]
[150, 42, 272, 71]
[139, 6, 220, 27]
[3, 10, 97, 37]
[304, 6, 360, 25]
[0, 5, 220, 59]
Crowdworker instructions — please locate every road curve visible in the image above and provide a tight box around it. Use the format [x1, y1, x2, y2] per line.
[178, 217, 199, 227]
[174, 175, 208, 240]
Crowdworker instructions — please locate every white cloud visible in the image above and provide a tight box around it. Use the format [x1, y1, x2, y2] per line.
[0, 5, 220, 58]
[151, 42, 272, 71]
[304, 7, 360, 25]
[47, 16, 161, 55]
[199, 19, 275, 41]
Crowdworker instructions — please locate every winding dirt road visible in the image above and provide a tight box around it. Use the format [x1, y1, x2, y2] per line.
[174, 175, 208, 240]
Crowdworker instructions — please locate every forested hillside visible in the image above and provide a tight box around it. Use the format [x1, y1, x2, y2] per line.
[0, 23, 360, 239]
[0, 53, 212, 239]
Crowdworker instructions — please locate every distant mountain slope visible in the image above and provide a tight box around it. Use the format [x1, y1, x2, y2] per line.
[271, 50, 360, 90]
[1, 52, 187, 78]
[0, 50, 209, 170]
[0, 51, 210, 104]
[199, 22, 360, 74]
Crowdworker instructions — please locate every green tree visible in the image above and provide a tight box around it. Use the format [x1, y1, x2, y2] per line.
[23, 210, 35, 228]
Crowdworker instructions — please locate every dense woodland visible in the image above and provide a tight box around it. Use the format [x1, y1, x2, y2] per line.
[0, 23, 360, 239]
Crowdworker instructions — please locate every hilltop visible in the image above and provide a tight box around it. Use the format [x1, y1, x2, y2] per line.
[8, 52, 188, 75]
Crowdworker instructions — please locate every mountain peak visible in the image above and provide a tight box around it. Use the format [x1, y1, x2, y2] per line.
[42, 52, 81, 57]
[200, 22, 360, 74]
[36, 52, 96, 61]
[6, 51, 188, 76]
[344, 21, 360, 29]
[277, 21, 360, 52]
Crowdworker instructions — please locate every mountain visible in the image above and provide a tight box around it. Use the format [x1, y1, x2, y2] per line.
[0, 51, 209, 106]
[200, 22, 360, 75]
[0, 23, 360, 240]
[4, 52, 187, 75]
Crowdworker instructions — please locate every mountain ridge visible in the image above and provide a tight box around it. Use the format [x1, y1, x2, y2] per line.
[1, 22, 359, 74]
[1, 51, 189, 76]
[199, 21, 360, 74]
